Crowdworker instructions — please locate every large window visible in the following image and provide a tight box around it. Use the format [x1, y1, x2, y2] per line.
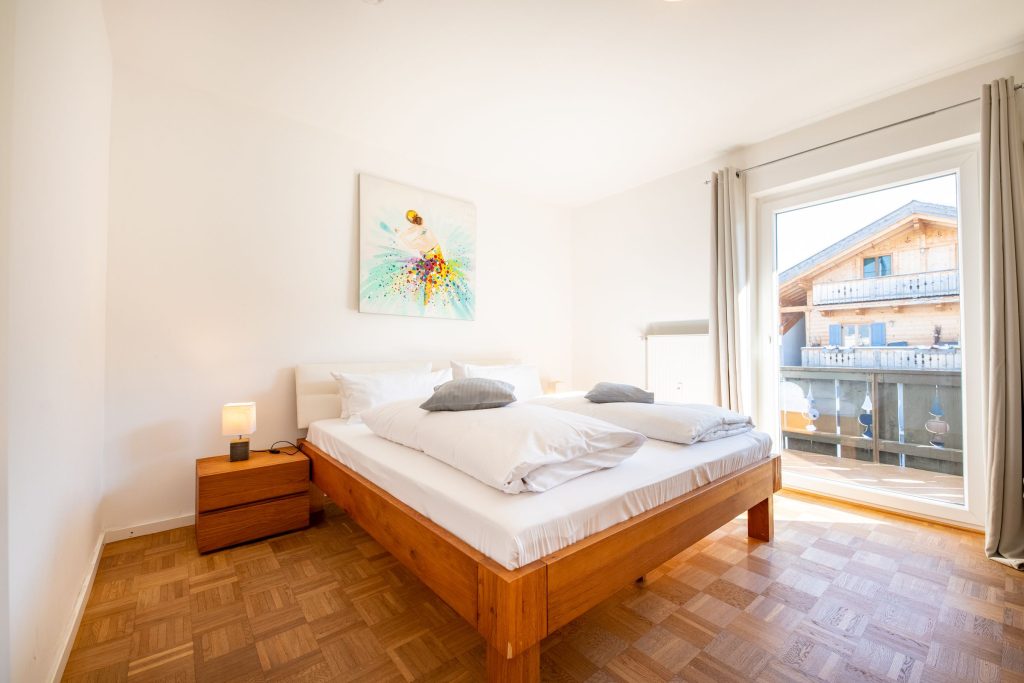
[862, 254, 892, 278]
[777, 175, 963, 504]
[759, 145, 984, 529]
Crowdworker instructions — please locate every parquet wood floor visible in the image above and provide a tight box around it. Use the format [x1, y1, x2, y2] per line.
[64, 492, 1024, 682]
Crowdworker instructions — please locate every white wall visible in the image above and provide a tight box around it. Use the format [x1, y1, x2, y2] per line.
[5, 0, 112, 680]
[570, 50, 1024, 391]
[102, 66, 574, 532]
[738, 51, 1024, 194]
[571, 157, 728, 390]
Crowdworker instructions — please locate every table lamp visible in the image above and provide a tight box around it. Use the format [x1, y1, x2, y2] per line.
[222, 402, 256, 461]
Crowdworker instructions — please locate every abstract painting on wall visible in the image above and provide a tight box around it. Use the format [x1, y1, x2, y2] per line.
[358, 174, 476, 320]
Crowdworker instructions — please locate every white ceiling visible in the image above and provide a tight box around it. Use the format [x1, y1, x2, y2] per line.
[103, 0, 1024, 206]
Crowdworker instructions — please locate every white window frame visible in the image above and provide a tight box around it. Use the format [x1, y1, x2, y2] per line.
[751, 141, 985, 529]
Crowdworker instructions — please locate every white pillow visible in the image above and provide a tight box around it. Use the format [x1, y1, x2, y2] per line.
[452, 360, 520, 382]
[450, 360, 472, 380]
[328, 362, 432, 420]
[332, 368, 452, 421]
[453, 363, 544, 401]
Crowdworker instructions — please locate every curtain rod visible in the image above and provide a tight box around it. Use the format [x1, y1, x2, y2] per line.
[703, 83, 1023, 184]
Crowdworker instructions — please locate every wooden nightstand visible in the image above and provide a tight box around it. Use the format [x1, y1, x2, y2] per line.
[195, 450, 310, 553]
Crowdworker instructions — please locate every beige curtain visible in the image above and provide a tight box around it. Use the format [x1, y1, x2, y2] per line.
[709, 168, 746, 412]
[981, 77, 1024, 570]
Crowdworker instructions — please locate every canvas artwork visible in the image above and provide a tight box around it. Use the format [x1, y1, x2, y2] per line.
[358, 174, 476, 320]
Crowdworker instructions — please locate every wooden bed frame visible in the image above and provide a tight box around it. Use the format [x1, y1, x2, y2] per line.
[298, 438, 780, 682]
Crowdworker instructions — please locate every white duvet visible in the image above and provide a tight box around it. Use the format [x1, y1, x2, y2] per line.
[360, 399, 646, 493]
[530, 394, 754, 444]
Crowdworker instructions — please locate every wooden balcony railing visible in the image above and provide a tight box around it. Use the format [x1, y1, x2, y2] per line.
[801, 346, 961, 371]
[779, 365, 962, 476]
[812, 269, 959, 305]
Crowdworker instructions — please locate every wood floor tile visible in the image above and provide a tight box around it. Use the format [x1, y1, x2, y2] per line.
[540, 638, 598, 681]
[193, 644, 264, 683]
[64, 492, 1024, 682]
[195, 618, 254, 663]
[130, 613, 191, 660]
[126, 642, 194, 681]
[74, 607, 136, 649]
[387, 632, 453, 680]
[622, 588, 678, 624]
[319, 625, 389, 674]
[64, 635, 133, 679]
[255, 623, 320, 671]
[603, 645, 674, 681]
[563, 621, 629, 668]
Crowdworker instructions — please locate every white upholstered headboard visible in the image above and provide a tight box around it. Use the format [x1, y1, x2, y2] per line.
[294, 359, 520, 428]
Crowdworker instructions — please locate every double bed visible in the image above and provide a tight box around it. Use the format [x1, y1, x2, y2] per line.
[295, 362, 780, 682]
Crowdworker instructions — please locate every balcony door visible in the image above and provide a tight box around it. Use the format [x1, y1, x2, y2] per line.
[754, 146, 985, 528]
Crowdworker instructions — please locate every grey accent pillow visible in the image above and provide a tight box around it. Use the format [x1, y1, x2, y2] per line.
[420, 378, 518, 412]
[585, 382, 654, 404]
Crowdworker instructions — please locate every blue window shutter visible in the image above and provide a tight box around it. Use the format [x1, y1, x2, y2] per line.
[828, 324, 841, 346]
[870, 322, 886, 346]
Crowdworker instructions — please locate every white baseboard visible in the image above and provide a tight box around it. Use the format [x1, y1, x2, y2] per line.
[104, 514, 194, 543]
[50, 533, 104, 683]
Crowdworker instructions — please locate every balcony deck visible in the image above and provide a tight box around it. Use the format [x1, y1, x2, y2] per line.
[813, 269, 958, 305]
[780, 365, 964, 504]
[783, 449, 964, 505]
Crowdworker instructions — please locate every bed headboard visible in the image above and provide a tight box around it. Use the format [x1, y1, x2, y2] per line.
[294, 359, 520, 428]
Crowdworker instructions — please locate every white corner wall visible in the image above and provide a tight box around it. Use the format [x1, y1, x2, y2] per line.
[6, 0, 112, 680]
[570, 157, 729, 390]
[570, 50, 1024, 391]
[102, 65, 574, 532]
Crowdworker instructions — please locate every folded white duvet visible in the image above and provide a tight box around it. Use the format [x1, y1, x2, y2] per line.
[530, 394, 753, 445]
[360, 399, 646, 494]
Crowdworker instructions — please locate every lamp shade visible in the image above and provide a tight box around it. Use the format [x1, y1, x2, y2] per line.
[222, 402, 256, 436]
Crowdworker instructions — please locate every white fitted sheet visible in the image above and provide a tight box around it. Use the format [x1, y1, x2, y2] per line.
[307, 419, 772, 569]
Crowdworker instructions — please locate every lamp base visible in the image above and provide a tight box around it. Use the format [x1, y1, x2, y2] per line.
[229, 438, 250, 462]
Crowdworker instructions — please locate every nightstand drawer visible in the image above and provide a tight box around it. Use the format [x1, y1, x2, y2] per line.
[197, 455, 308, 512]
[196, 493, 308, 553]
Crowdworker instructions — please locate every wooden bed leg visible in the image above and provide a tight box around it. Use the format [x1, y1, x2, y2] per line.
[747, 495, 774, 542]
[487, 643, 539, 683]
[478, 562, 546, 683]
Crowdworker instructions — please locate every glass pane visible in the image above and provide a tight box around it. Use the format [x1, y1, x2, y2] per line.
[857, 324, 871, 345]
[877, 381, 901, 442]
[777, 173, 964, 506]
[779, 376, 837, 435]
[785, 435, 837, 457]
[879, 254, 892, 276]
[843, 325, 858, 347]
[897, 378, 963, 469]
[837, 378, 871, 438]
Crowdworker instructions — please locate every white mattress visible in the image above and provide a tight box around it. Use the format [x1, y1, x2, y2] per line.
[307, 419, 772, 570]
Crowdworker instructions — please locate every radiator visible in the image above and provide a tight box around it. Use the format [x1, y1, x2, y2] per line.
[645, 333, 712, 404]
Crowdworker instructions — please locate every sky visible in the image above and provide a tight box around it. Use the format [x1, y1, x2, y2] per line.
[775, 174, 958, 273]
